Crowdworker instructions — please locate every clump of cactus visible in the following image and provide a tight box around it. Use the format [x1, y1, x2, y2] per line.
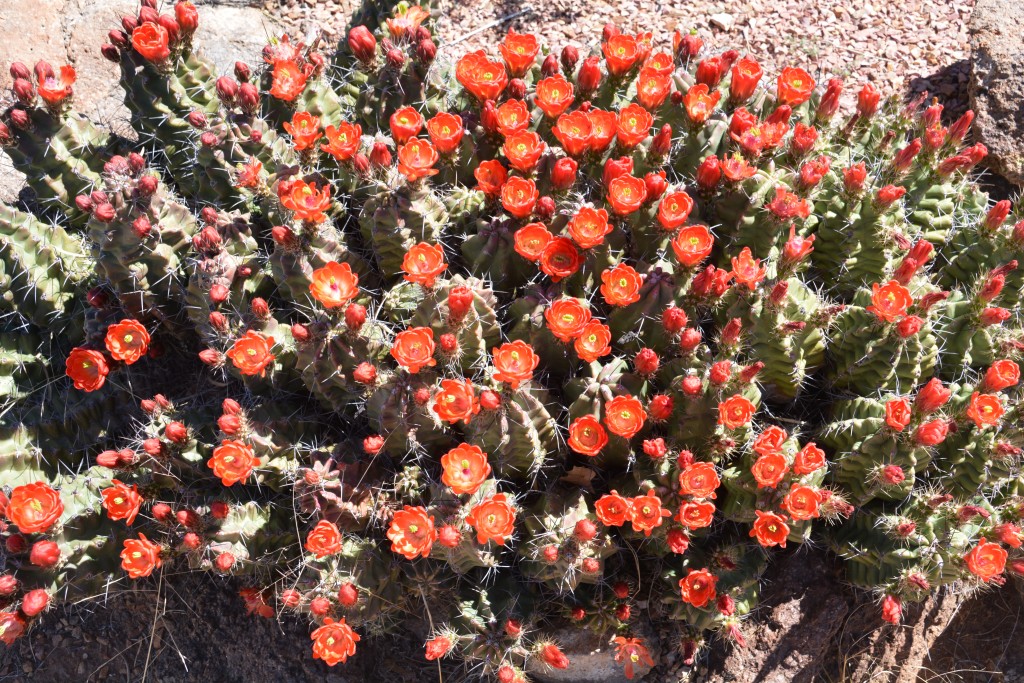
[1, 1, 1022, 678]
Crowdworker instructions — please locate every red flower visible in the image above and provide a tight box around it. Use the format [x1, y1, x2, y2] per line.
[0, 613, 25, 645]
[964, 538, 1007, 582]
[475, 160, 508, 196]
[492, 340, 539, 389]
[776, 67, 815, 106]
[208, 439, 258, 486]
[750, 510, 790, 547]
[868, 281, 913, 323]
[914, 419, 949, 446]
[636, 68, 672, 110]
[501, 176, 538, 218]
[387, 506, 436, 559]
[657, 191, 694, 230]
[730, 247, 767, 290]
[603, 34, 641, 76]
[718, 394, 755, 429]
[385, 5, 430, 38]
[391, 327, 437, 374]
[984, 359, 1020, 391]
[121, 533, 162, 578]
[881, 595, 902, 624]
[389, 106, 424, 145]
[441, 444, 492, 494]
[568, 415, 608, 456]
[615, 103, 653, 148]
[514, 222, 553, 261]
[466, 493, 516, 545]
[397, 139, 440, 182]
[767, 187, 811, 220]
[588, 109, 618, 152]
[540, 237, 582, 282]
[753, 426, 788, 456]
[105, 319, 150, 364]
[595, 491, 630, 526]
[37, 65, 76, 106]
[629, 491, 671, 536]
[672, 225, 714, 267]
[545, 298, 591, 342]
[614, 636, 654, 680]
[793, 443, 826, 475]
[682, 84, 721, 125]
[751, 452, 788, 488]
[607, 174, 647, 215]
[305, 519, 342, 557]
[503, 130, 545, 173]
[677, 500, 716, 529]
[574, 320, 612, 362]
[782, 485, 822, 521]
[269, 60, 307, 101]
[679, 462, 719, 499]
[424, 636, 453, 661]
[66, 347, 109, 392]
[456, 51, 508, 102]
[402, 242, 448, 287]
[7, 482, 63, 534]
[321, 122, 362, 161]
[496, 99, 531, 136]
[885, 398, 912, 431]
[564, 207, 610, 250]
[433, 379, 480, 424]
[284, 111, 322, 151]
[604, 394, 647, 439]
[729, 56, 762, 102]
[426, 112, 464, 154]
[500, 29, 539, 76]
[311, 618, 360, 666]
[226, 331, 276, 376]
[534, 74, 574, 118]
[541, 643, 570, 669]
[101, 480, 142, 525]
[679, 568, 717, 608]
[553, 110, 593, 157]
[600, 263, 643, 306]
[309, 261, 360, 308]
[721, 154, 757, 181]
[280, 179, 332, 223]
[132, 22, 170, 62]
[966, 392, 1004, 428]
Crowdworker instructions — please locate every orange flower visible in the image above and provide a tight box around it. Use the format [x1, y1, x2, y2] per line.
[235, 157, 264, 189]
[501, 176, 538, 219]
[389, 106, 424, 145]
[305, 519, 342, 557]
[121, 534, 162, 578]
[966, 392, 1004, 428]
[636, 68, 672, 110]
[885, 398, 912, 431]
[731, 247, 767, 290]
[503, 130, 545, 173]
[132, 22, 170, 62]
[601, 263, 643, 307]
[456, 51, 508, 102]
[226, 331, 276, 377]
[629, 492, 670, 536]
[679, 462, 719, 499]
[402, 242, 447, 287]
[750, 510, 789, 547]
[553, 110, 593, 156]
[679, 568, 717, 608]
[426, 112, 464, 154]
[280, 179, 332, 223]
[514, 222, 553, 261]
[7, 482, 63, 534]
[615, 103, 653, 148]
[432, 379, 480, 424]
[465, 493, 516, 545]
[387, 505, 436, 559]
[718, 394, 756, 429]
[496, 99, 531, 136]
[535, 74, 574, 118]
[614, 636, 655, 680]
[984, 359, 1020, 392]
[37, 65, 76, 106]
[595, 491, 630, 526]
[65, 347, 109, 392]
[492, 340, 539, 389]
[776, 67, 816, 106]
[606, 175, 647, 215]
[105, 319, 150, 364]
[682, 84, 721, 125]
[475, 160, 508, 196]
[752, 426, 787, 456]
[729, 56, 762, 102]
[677, 500, 716, 529]
[671, 225, 714, 267]
[568, 415, 608, 456]
[284, 112, 322, 151]
[574, 320, 612, 362]
[398, 139, 440, 182]
[793, 443, 826, 475]
[604, 394, 647, 439]
[309, 261, 360, 308]
[311, 617, 361, 666]
[441, 444, 492, 494]
[721, 153, 757, 181]
[500, 29, 540, 76]
[657, 191, 694, 230]
[751, 452, 789, 488]
[208, 439, 258, 486]
[603, 34, 641, 76]
[867, 281, 913, 322]
[269, 60, 308, 101]
[567, 206, 612, 249]
[545, 298, 591, 342]
[588, 109, 618, 153]
[963, 538, 1007, 582]
[391, 327, 436, 374]
[386, 4, 430, 38]
[101, 480, 142, 526]
[782, 485, 821, 521]
[321, 122, 362, 161]
[540, 237, 582, 282]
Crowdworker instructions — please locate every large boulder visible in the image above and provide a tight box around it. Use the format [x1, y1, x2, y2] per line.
[969, 0, 1024, 185]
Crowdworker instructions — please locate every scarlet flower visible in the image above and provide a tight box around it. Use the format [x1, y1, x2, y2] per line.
[495, 99, 531, 136]
[595, 491, 630, 526]
[389, 106, 424, 145]
[501, 176, 538, 218]
[466, 493, 516, 545]
[966, 392, 1004, 428]
[776, 67, 815, 106]
[424, 636, 453, 661]
[475, 160, 508, 196]
[607, 174, 647, 215]
[629, 491, 671, 536]
[677, 501, 716, 529]
[575, 320, 612, 362]
[588, 109, 618, 153]
[433, 379, 480, 424]
[553, 110, 593, 157]
[492, 340, 539, 389]
[391, 327, 436, 374]
[208, 439, 258, 486]
[616, 103, 653, 148]
[384, 505, 435, 559]
[671, 225, 714, 267]
[513, 222, 552, 262]
[309, 261, 360, 308]
[868, 281, 913, 323]
[914, 419, 949, 446]
[0, 613, 25, 645]
[284, 112, 322, 151]
[682, 84, 721, 125]
[540, 237, 582, 282]
[984, 360, 1020, 391]
[753, 426, 788, 456]
[568, 415, 608, 456]
[782, 485, 822, 521]
[767, 187, 811, 220]
[321, 122, 362, 161]
[305, 519, 343, 558]
[535, 74, 574, 118]
[613, 636, 654, 681]
[636, 67, 672, 110]
[885, 398, 912, 431]
[385, 4, 429, 37]
[456, 51, 508, 102]
[101, 480, 142, 525]
[311, 618, 361, 666]
[402, 242, 447, 287]
[658, 191, 694, 230]
[132, 22, 170, 62]
[793, 442, 826, 475]
[679, 568, 717, 608]
[751, 452, 788, 489]
[603, 34, 641, 76]
[397, 139, 439, 182]
[426, 112, 464, 154]
[679, 462, 720, 499]
[964, 538, 1007, 582]
[105, 319, 150, 365]
[562, 206, 610, 250]
[37, 65, 76, 106]
[541, 643, 570, 669]
[729, 56, 762, 102]
[120, 533, 163, 578]
[718, 394, 755, 429]
[441, 443, 492, 494]
[226, 331, 275, 376]
[280, 179, 332, 223]
[269, 60, 307, 101]
[730, 247, 767, 290]
[604, 394, 647, 439]
[545, 298, 591, 342]
[65, 347, 109, 392]
[7, 482, 63, 534]
[500, 29, 540, 76]
[721, 154, 757, 181]
[750, 510, 790, 547]
[503, 130, 545, 173]
[601, 263, 643, 306]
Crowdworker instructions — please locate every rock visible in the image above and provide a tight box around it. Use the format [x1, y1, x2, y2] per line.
[710, 13, 736, 32]
[969, 0, 1024, 185]
[527, 620, 659, 683]
[193, 5, 285, 76]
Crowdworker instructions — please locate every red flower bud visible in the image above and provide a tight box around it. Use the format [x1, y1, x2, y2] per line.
[0, 575, 17, 595]
[21, 589, 50, 617]
[215, 552, 235, 572]
[216, 76, 238, 104]
[550, 157, 578, 191]
[574, 519, 598, 542]
[199, 348, 225, 367]
[662, 306, 688, 334]
[856, 82, 881, 118]
[363, 435, 384, 455]
[345, 303, 367, 331]
[439, 333, 458, 354]
[165, 421, 189, 443]
[561, 45, 579, 74]
[696, 155, 722, 190]
[386, 48, 405, 69]
[577, 56, 602, 92]
[651, 124, 672, 156]
[479, 389, 501, 410]
[370, 141, 392, 167]
[352, 362, 377, 385]
[680, 327, 702, 353]
[643, 171, 668, 200]
[416, 39, 437, 64]
[5, 535, 26, 554]
[634, 348, 659, 375]
[29, 540, 60, 568]
[218, 414, 241, 435]
[649, 394, 674, 420]
[984, 200, 1011, 231]
[643, 438, 667, 458]
[151, 502, 172, 522]
[348, 26, 377, 63]
[816, 77, 843, 122]
[948, 110, 974, 142]
[13, 78, 35, 105]
[94, 203, 116, 222]
[437, 524, 461, 547]
[721, 317, 742, 346]
[709, 360, 732, 385]
[337, 582, 359, 607]
[980, 307, 1011, 326]
[896, 315, 924, 338]
[681, 375, 703, 395]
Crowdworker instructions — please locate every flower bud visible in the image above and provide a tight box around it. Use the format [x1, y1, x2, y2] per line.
[137, 175, 158, 196]
[577, 56, 602, 92]
[643, 170, 668, 200]
[550, 157, 578, 191]
[438, 525, 461, 547]
[280, 589, 301, 608]
[696, 155, 722, 190]
[187, 110, 207, 128]
[948, 110, 973, 143]
[352, 362, 377, 385]
[345, 303, 366, 331]
[856, 82, 881, 118]
[309, 596, 330, 616]
[370, 140, 392, 168]
[651, 123, 672, 156]
[250, 297, 269, 319]
[215, 552, 235, 572]
[561, 45, 579, 74]
[634, 348, 659, 375]
[29, 540, 60, 568]
[543, 545, 560, 563]
[541, 53, 559, 78]
[200, 131, 218, 147]
[643, 438, 667, 458]
[386, 48, 405, 69]
[984, 200, 1011, 231]
[416, 39, 437, 64]
[980, 307, 1011, 326]
[209, 283, 229, 303]
[740, 361, 764, 384]
[681, 375, 703, 395]
[679, 327, 702, 352]
[13, 78, 35, 105]
[94, 203, 116, 222]
[21, 589, 49, 617]
[816, 77, 843, 122]
[574, 519, 597, 542]
[535, 195, 555, 219]
[337, 582, 359, 607]
[649, 394, 673, 420]
[199, 348, 225, 366]
[271, 225, 297, 247]
[581, 557, 600, 573]
[0, 575, 17, 595]
[479, 389, 501, 410]
[218, 414, 241, 435]
[238, 83, 259, 114]
[662, 306, 688, 334]
[709, 360, 732, 385]
[348, 26, 377, 63]
[447, 286, 474, 321]
[8, 107, 30, 130]
[363, 434, 385, 455]
[165, 421, 189, 443]
[132, 215, 152, 239]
